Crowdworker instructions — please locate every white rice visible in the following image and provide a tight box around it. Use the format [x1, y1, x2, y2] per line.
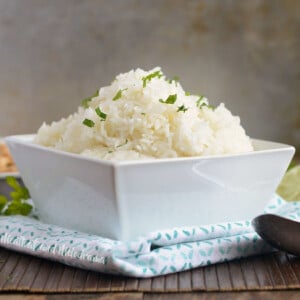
[35, 67, 253, 160]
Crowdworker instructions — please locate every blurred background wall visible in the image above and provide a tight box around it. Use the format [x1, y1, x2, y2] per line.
[0, 0, 299, 149]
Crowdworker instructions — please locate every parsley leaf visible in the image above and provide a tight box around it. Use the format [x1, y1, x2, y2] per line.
[196, 95, 205, 108]
[159, 94, 177, 104]
[142, 70, 162, 88]
[95, 107, 107, 121]
[83, 118, 95, 127]
[195, 95, 214, 109]
[81, 90, 99, 108]
[0, 176, 32, 216]
[185, 91, 191, 96]
[4, 201, 32, 216]
[6, 176, 30, 201]
[112, 88, 128, 101]
[177, 105, 188, 112]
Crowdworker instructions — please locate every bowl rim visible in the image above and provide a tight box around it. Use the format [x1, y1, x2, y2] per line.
[5, 134, 296, 167]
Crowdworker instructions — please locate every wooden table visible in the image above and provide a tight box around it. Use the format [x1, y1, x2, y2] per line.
[1, 247, 300, 299]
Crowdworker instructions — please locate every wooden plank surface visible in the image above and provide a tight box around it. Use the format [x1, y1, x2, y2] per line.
[1, 292, 300, 300]
[1, 247, 300, 294]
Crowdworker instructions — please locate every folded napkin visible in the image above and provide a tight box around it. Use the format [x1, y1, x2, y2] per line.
[0, 194, 299, 278]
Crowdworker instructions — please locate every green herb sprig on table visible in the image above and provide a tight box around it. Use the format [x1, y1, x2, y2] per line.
[0, 176, 32, 216]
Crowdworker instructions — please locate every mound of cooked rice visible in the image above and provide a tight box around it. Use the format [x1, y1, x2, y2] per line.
[35, 67, 253, 160]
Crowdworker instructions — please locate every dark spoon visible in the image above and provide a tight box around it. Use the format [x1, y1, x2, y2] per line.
[252, 214, 300, 256]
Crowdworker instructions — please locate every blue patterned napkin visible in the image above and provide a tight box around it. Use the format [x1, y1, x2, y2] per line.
[0, 194, 299, 278]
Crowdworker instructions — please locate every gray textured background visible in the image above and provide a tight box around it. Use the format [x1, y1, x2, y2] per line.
[0, 0, 299, 149]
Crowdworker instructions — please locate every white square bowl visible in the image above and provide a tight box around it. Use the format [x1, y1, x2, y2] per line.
[5, 134, 295, 241]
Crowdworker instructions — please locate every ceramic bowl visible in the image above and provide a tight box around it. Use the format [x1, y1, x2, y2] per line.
[5, 134, 295, 241]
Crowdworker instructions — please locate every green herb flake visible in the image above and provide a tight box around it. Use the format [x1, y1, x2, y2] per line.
[185, 91, 191, 96]
[108, 150, 113, 154]
[81, 90, 99, 108]
[112, 88, 128, 101]
[82, 118, 95, 127]
[196, 95, 214, 110]
[177, 105, 188, 113]
[159, 94, 177, 104]
[196, 95, 205, 108]
[141, 112, 146, 115]
[142, 70, 162, 88]
[95, 107, 107, 121]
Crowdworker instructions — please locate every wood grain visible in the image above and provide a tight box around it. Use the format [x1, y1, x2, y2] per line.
[1, 248, 300, 294]
[1, 292, 300, 300]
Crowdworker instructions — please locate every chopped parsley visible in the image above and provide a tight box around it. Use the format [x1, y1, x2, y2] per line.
[0, 176, 32, 216]
[81, 90, 99, 108]
[195, 95, 214, 109]
[142, 70, 162, 88]
[108, 150, 113, 154]
[177, 105, 188, 112]
[196, 95, 205, 108]
[159, 94, 177, 104]
[141, 112, 146, 115]
[185, 91, 191, 96]
[112, 88, 128, 101]
[83, 118, 95, 127]
[95, 107, 107, 121]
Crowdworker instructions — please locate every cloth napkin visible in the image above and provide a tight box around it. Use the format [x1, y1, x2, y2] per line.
[0, 194, 299, 278]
